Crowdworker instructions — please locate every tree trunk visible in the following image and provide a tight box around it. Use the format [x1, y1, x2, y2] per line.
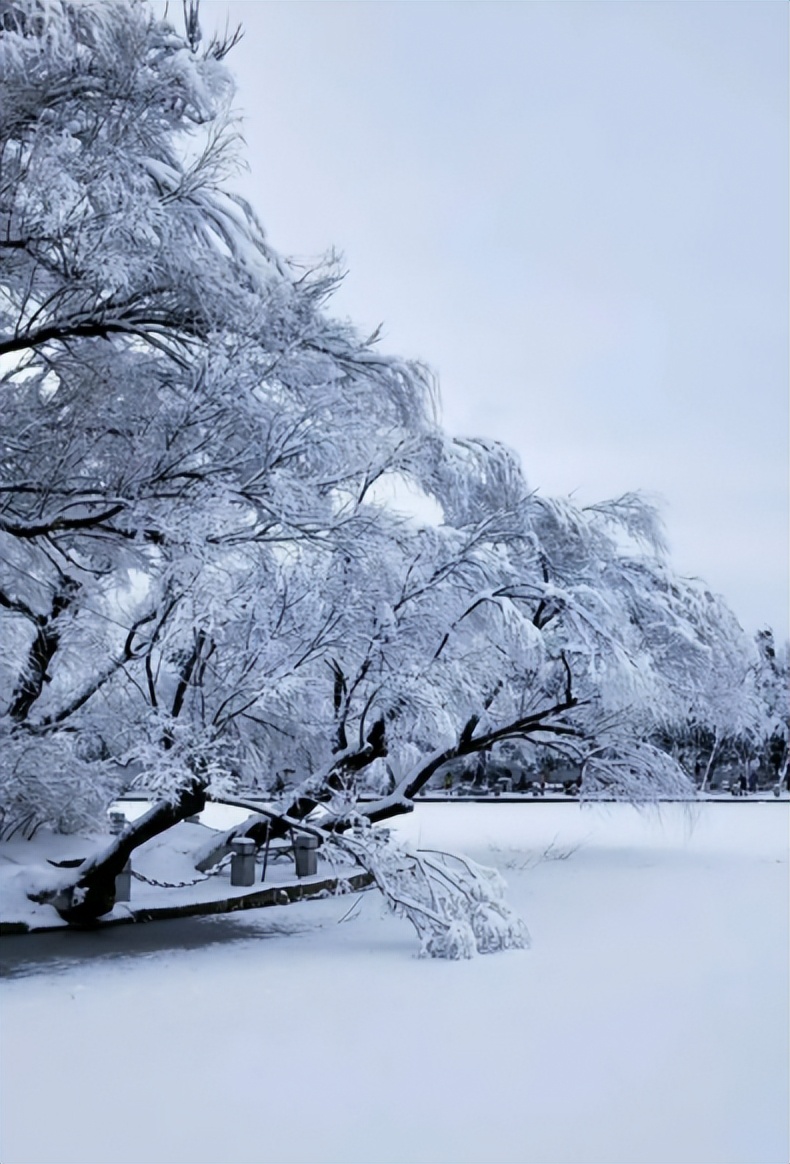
[38, 624, 219, 923]
[38, 783, 206, 925]
[8, 582, 77, 722]
[195, 720, 389, 870]
[699, 734, 720, 793]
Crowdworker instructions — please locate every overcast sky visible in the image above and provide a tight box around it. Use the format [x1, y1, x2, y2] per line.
[199, 0, 788, 641]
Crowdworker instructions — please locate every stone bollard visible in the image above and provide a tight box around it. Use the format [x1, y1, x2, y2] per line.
[230, 837, 257, 887]
[294, 834, 318, 879]
[115, 859, 132, 902]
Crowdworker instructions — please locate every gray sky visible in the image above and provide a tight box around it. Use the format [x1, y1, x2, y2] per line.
[201, 0, 788, 641]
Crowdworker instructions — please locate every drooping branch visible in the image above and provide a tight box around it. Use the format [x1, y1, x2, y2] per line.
[0, 311, 198, 365]
[360, 697, 581, 826]
[200, 692, 583, 870]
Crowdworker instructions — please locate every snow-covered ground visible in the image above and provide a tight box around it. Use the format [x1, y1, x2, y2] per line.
[1, 802, 787, 1164]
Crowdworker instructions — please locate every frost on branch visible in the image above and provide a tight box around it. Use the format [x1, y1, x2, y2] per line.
[330, 822, 530, 959]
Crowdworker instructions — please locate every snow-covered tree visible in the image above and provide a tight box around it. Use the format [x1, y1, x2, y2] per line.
[655, 611, 778, 793]
[753, 628, 789, 786]
[0, 0, 436, 892]
[2, 2, 763, 949]
[198, 439, 756, 876]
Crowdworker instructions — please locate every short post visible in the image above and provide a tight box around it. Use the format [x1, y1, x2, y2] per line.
[115, 859, 132, 902]
[293, 834, 318, 878]
[230, 837, 256, 887]
[108, 810, 127, 836]
[261, 823, 272, 883]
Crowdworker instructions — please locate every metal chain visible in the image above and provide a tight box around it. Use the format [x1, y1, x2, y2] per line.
[130, 869, 210, 888]
[130, 852, 233, 889]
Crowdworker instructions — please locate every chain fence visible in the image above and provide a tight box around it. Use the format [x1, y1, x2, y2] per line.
[129, 852, 233, 889]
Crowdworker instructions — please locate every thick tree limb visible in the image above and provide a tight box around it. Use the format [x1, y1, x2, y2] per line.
[0, 506, 125, 539]
[32, 782, 207, 924]
[7, 580, 78, 722]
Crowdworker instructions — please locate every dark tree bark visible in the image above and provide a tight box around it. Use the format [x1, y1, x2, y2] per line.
[36, 627, 214, 923]
[7, 581, 78, 722]
[42, 782, 207, 925]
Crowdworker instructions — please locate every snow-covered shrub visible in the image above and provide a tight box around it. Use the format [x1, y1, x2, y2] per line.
[0, 731, 122, 837]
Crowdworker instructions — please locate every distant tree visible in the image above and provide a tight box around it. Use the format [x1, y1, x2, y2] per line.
[658, 620, 783, 793]
[754, 628, 789, 786]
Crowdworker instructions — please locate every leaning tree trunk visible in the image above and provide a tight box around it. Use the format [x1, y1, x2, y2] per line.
[35, 715, 388, 924]
[194, 719, 389, 870]
[35, 781, 207, 924]
[699, 734, 721, 794]
[41, 699, 576, 925]
[35, 628, 217, 923]
[197, 701, 578, 868]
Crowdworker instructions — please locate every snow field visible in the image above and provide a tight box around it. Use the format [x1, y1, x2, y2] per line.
[0, 802, 787, 1164]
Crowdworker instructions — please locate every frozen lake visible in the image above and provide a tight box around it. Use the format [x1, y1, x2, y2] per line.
[1, 801, 787, 1164]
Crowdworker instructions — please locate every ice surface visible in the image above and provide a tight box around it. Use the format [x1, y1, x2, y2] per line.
[1, 802, 787, 1164]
